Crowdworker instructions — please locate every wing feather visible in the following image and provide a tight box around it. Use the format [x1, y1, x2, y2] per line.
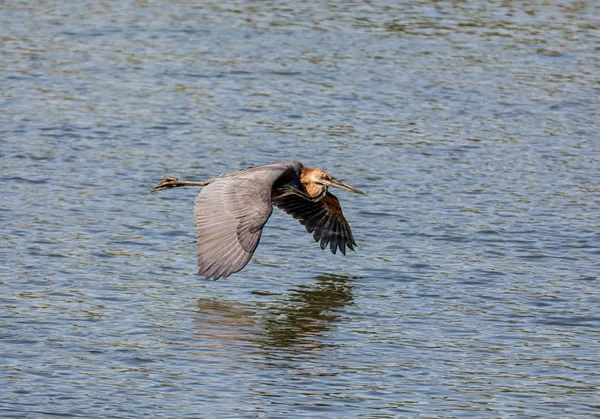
[329, 220, 339, 254]
[274, 192, 356, 254]
[194, 161, 303, 279]
[318, 215, 334, 249]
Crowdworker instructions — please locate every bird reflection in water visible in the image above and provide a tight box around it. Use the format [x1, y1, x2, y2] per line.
[193, 298, 259, 353]
[261, 274, 356, 351]
[193, 274, 357, 355]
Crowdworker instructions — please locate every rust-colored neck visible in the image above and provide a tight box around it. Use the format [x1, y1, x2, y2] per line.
[300, 167, 326, 199]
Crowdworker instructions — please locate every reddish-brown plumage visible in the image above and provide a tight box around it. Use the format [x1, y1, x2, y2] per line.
[299, 167, 327, 199]
[321, 193, 347, 223]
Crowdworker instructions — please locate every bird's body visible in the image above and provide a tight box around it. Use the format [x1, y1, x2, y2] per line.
[152, 160, 363, 280]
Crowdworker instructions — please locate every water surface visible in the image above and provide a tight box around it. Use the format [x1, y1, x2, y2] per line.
[1, 1, 599, 417]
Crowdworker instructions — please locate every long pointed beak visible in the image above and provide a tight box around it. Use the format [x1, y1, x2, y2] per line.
[329, 178, 365, 195]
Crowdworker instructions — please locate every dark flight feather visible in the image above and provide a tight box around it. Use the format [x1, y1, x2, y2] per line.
[274, 192, 357, 256]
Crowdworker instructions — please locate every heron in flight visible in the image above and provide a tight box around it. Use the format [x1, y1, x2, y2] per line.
[152, 160, 364, 280]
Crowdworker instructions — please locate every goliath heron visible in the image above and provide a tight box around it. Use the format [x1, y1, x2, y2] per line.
[152, 160, 364, 280]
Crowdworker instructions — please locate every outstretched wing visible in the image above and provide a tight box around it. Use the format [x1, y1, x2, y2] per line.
[194, 161, 302, 280]
[274, 192, 356, 255]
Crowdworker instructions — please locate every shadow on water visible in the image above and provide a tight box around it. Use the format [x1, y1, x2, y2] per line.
[194, 273, 357, 355]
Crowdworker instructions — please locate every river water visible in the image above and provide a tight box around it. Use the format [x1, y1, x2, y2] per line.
[2, 1, 599, 418]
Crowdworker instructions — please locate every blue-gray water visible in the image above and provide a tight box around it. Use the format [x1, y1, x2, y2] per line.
[2, 1, 599, 418]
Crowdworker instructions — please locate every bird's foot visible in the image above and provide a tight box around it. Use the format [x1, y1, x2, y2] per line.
[151, 177, 182, 192]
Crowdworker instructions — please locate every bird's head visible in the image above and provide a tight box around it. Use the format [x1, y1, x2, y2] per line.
[301, 168, 364, 199]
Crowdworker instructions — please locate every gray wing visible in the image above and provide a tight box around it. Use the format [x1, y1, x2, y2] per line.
[194, 161, 302, 280]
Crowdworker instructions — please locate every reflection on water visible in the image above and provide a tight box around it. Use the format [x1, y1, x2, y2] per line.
[194, 298, 258, 352]
[261, 274, 356, 350]
[195, 274, 356, 354]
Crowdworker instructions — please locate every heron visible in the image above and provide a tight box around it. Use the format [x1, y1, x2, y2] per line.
[152, 160, 364, 280]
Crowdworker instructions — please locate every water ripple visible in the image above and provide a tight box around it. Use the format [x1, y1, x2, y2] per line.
[1, 0, 599, 418]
